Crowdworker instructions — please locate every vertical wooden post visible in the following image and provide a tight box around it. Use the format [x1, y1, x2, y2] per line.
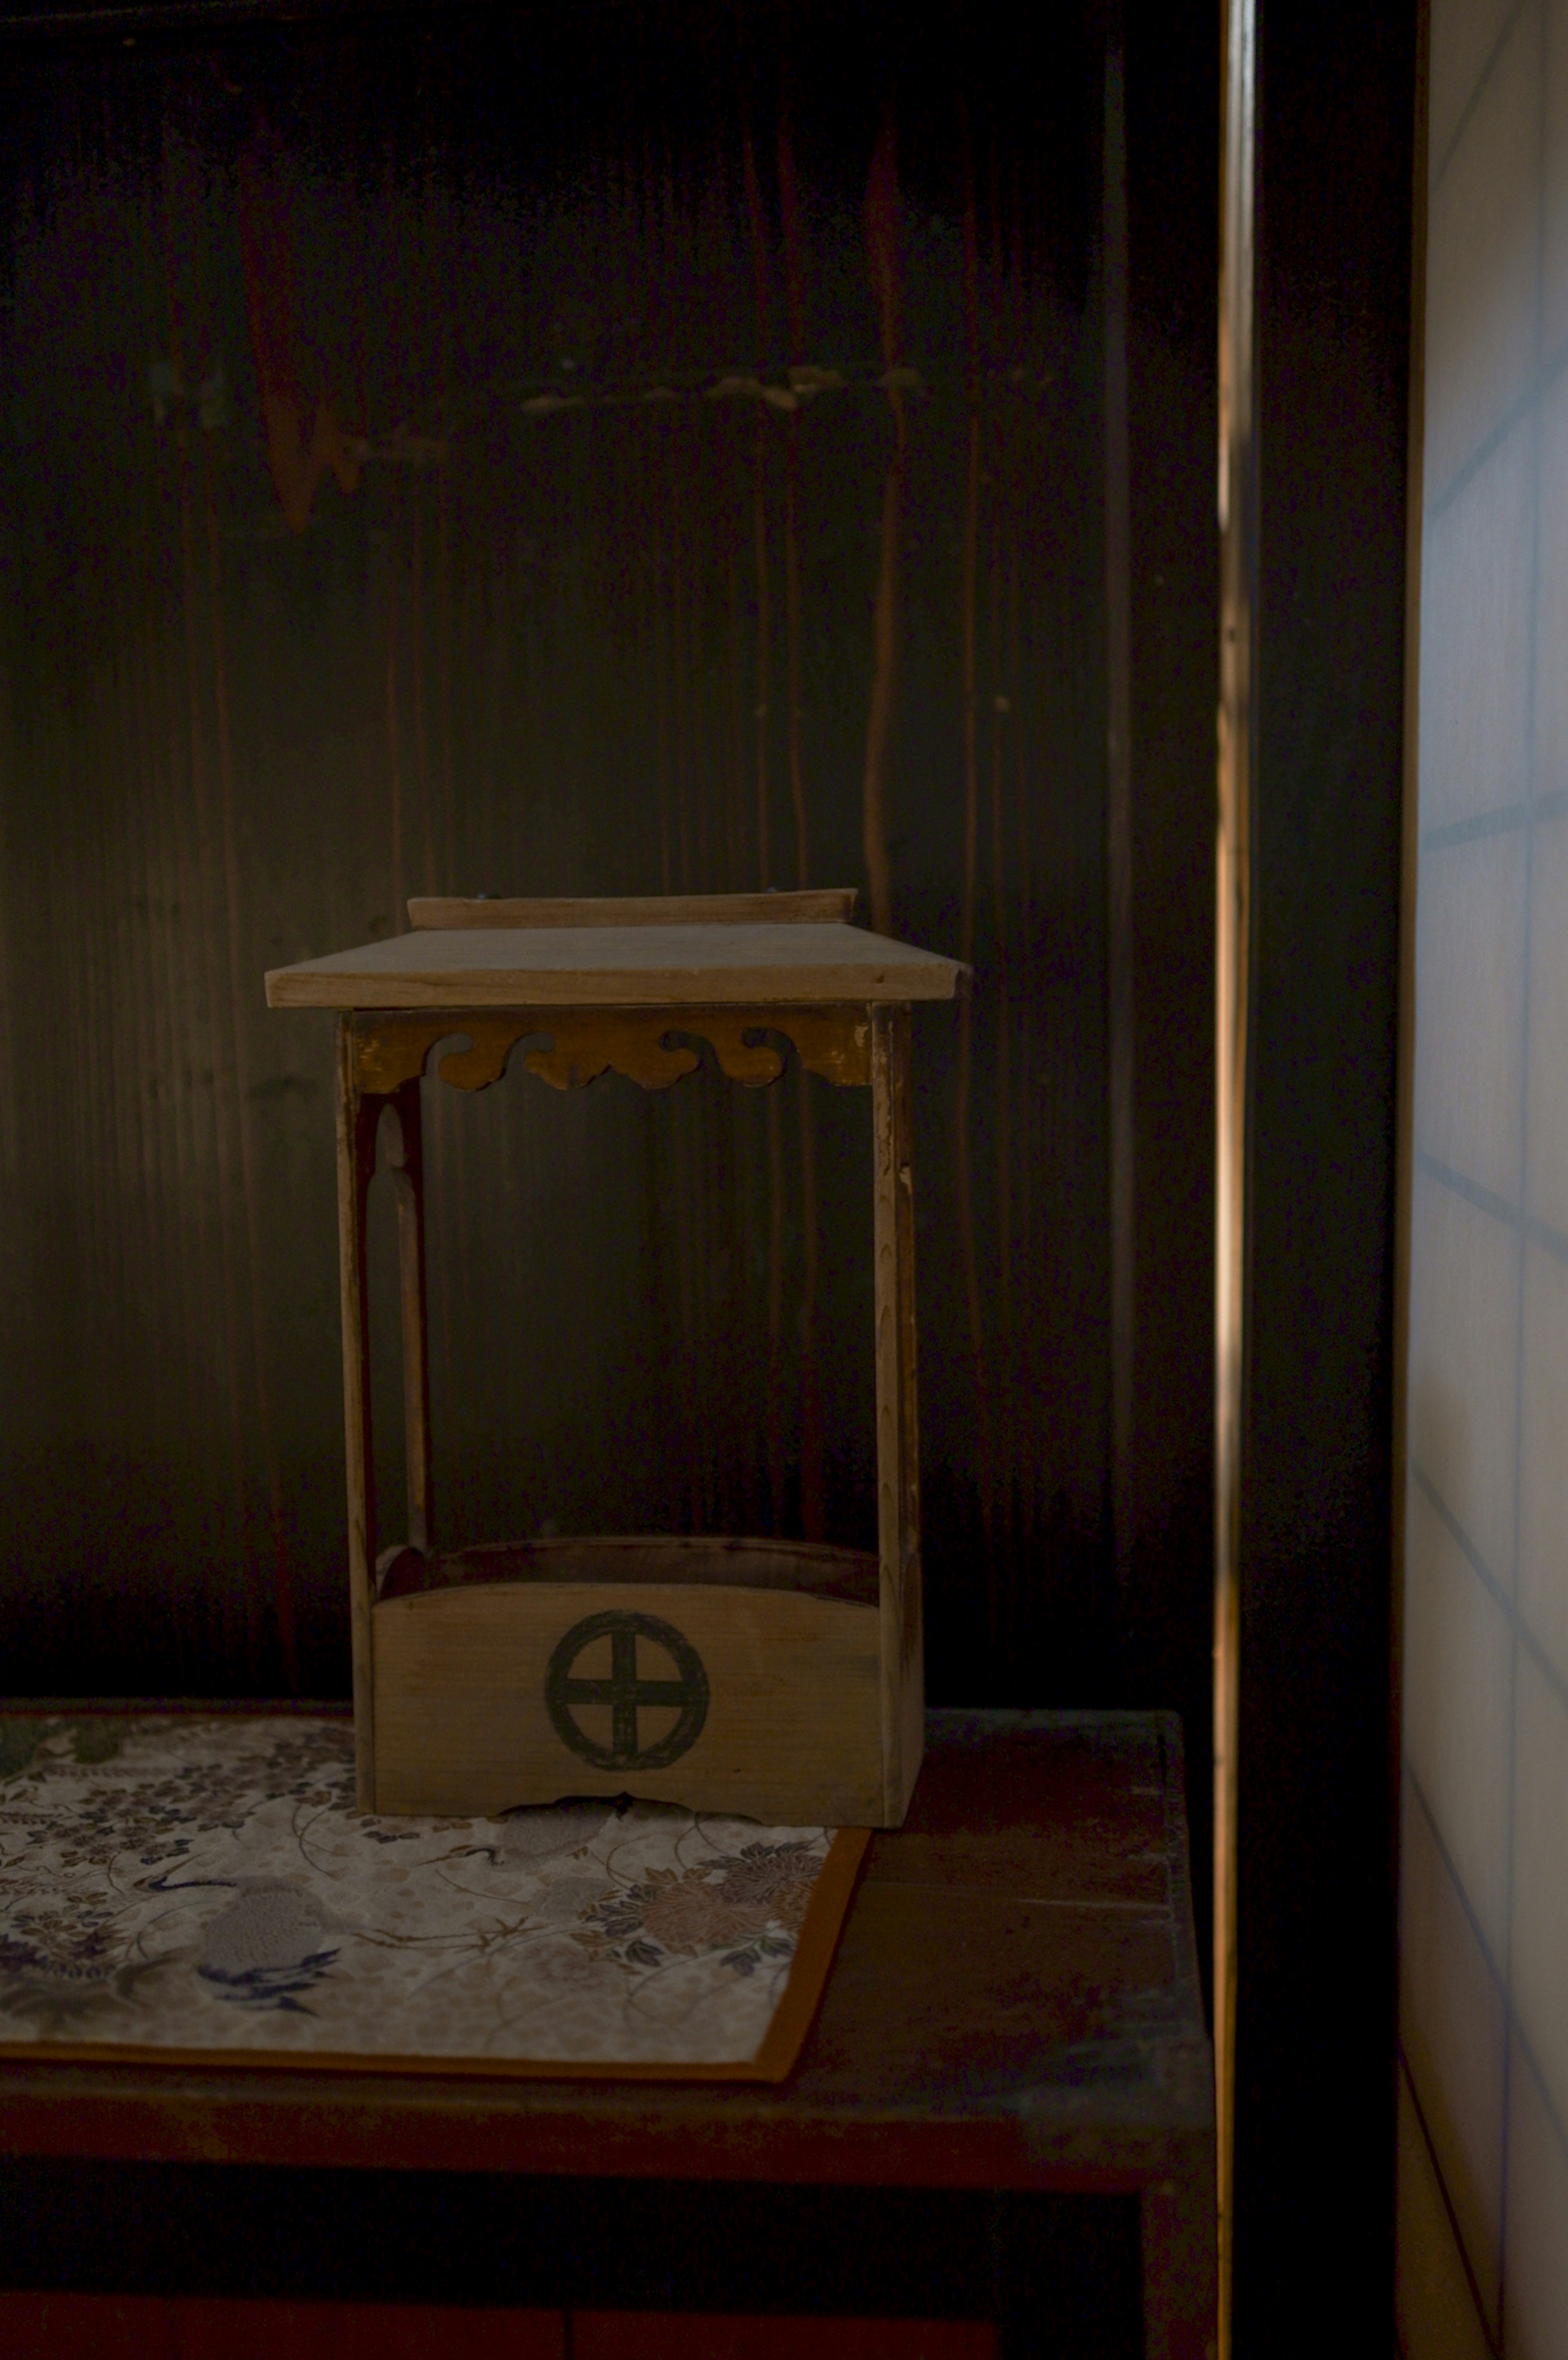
[335, 1018, 381, 1811]
[871, 1001, 923, 1822]
[385, 1076, 433, 1556]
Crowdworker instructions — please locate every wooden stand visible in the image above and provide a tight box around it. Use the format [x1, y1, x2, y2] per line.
[267, 892, 963, 1827]
[0, 1709, 1216, 2357]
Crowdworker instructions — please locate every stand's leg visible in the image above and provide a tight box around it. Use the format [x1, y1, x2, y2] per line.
[1141, 2136, 1219, 2360]
[335, 1018, 382, 1811]
[994, 2190, 1144, 2359]
[386, 1076, 434, 1556]
[871, 1001, 923, 1822]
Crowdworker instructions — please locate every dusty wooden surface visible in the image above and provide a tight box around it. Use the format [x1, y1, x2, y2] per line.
[265, 923, 965, 1010]
[0, 1710, 1214, 2357]
[0, 1711, 1209, 2178]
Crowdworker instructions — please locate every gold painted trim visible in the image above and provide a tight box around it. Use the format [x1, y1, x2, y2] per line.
[351, 1006, 872, 1097]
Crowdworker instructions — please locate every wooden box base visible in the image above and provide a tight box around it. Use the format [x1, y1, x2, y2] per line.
[367, 1537, 914, 1827]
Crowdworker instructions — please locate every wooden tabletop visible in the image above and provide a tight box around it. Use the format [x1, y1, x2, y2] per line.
[265, 919, 966, 1012]
[0, 1710, 1210, 2195]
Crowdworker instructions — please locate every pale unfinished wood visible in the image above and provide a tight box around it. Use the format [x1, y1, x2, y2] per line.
[334, 1018, 380, 1811]
[408, 889, 858, 929]
[265, 921, 965, 1010]
[350, 1006, 872, 1095]
[381, 1088, 432, 1556]
[872, 1004, 923, 1823]
[376, 1532, 878, 1607]
[371, 1579, 884, 1822]
[287, 904, 956, 1831]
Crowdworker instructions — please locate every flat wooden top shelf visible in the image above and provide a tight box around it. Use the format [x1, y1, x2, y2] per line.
[265, 920, 966, 1012]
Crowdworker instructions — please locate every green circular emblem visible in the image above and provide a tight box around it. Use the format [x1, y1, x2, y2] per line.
[544, 1610, 710, 1773]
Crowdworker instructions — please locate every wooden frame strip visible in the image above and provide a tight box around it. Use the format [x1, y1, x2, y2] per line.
[383, 1081, 433, 1558]
[871, 1005, 922, 1823]
[334, 1019, 381, 1811]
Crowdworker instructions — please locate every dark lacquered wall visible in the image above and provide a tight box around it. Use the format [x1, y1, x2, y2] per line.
[0, 1, 1141, 1707]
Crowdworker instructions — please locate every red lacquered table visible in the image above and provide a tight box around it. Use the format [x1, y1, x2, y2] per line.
[0, 1709, 1215, 2360]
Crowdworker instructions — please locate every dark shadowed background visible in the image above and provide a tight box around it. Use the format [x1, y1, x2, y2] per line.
[0, 0, 1428, 2344]
[0, 0, 1171, 1715]
[0, 0, 1230, 2113]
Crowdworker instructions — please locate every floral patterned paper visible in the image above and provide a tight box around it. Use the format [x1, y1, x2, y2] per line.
[0, 1715, 835, 2067]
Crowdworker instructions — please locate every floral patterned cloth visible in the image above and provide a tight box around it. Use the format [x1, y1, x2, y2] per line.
[0, 1714, 837, 2069]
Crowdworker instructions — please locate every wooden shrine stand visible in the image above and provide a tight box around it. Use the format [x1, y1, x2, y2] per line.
[266, 890, 964, 1829]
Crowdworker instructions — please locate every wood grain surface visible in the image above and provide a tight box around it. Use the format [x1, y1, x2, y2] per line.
[264, 925, 965, 1010]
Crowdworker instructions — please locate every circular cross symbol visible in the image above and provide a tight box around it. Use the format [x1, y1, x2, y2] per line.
[544, 1610, 710, 1773]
